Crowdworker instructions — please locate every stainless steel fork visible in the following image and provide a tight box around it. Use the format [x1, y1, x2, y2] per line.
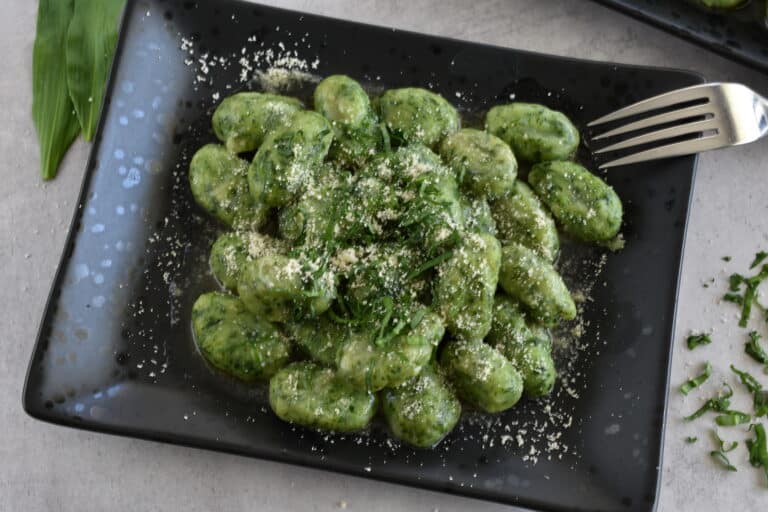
[588, 82, 768, 169]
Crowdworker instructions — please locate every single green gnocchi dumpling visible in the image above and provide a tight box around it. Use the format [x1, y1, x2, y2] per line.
[286, 314, 348, 367]
[269, 362, 378, 432]
[528, 161, 622, 242]
[248, 110, 333, 207]
[439, 128, 517, 198]
[490, 180, 559, 262]
[382, 365, 461, 448]
[278, 165, 351, 247]
[440, 338, 523, 413]
[487, 295, 556, 397]
[189, 144, 267, 229]
[212, 92, 302, 153]
[209, 232, 248, 291]
[209, 231, 287, 291]
[486, 294, 551, 350]
[486, 102, 579, 163]
[191, 292, 290, 381]
[434, 232, 501, 340]
[237, 253, 336, 323]
[378, 87, 460, 148]
[336, 308, 445, 391]
[498, 242, 576, 326]
[461, 197, 497, 236]
[314, 75, 382, 168]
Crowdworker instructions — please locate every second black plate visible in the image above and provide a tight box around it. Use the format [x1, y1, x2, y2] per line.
[595, 0, 768, 73]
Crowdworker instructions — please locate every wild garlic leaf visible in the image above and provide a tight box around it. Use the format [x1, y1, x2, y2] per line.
[32, 0, 80, 180]
[66, 0, 126, 141]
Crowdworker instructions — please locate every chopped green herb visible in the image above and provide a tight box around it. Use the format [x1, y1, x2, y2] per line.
[680, 362, 712, 395]
[406, 250, 454, 280]
[685, 436, 698, 443]
[710, 450, 738, 471]
[722, 256, 732, 262]
[746, 331, 768, 364]
[746, 423, 768, 485]
[725, 266, 768, 328]
[729, 273, 745, 292]
[755, 390, 768, 418]
[684, 383, 733, 421]
[714, 410, 751, 426]
[686, 333, 712, 350]
[730, 364, 762, 393]
[713, 430, 738, 452]
[751, 251, 768, 269]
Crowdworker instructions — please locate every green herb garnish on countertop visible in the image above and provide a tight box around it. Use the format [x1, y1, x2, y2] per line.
[681, 362, 712, 395]
[685, 436, 698, 443]
[746, 423, 768, 485]
[713, 430, 737, 453]
[752, 251, 768, 269]
[32, 0, 80, 181]
[714, 410, 751, 427]
[710, 450, 738, 471]
[685, 383, 734, 421]
[687, 333, 712, 350]
[32, 0, 126, 179]
[746, 331, 768, 365]
[724, 264, 768, 328]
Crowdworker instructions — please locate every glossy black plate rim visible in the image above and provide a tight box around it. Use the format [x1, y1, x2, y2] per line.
[22, 1, 704, 510]
[593, 0, 768, 73]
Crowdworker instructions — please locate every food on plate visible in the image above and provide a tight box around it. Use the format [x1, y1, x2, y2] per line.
[189, 74, 623, 446]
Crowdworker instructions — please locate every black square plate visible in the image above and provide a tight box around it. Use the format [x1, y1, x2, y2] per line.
[23, 1, 702, 511]
[594, 0, 768, 73]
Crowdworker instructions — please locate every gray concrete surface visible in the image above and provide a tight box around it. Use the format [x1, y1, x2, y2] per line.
[2, 1, 768, 511]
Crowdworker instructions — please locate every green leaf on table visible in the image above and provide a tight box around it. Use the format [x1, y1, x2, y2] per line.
[746, 423, 768, 486]
[32, 0, 80, 180]
[66, 0, 126, 141]
[686, 333, 712, 350]
[710, 450, 738, 472]
[714, 410, 751, 427]
[746, 331, 768, 364]
[680, 362, 712, 395]
[684, 383, 733, 421]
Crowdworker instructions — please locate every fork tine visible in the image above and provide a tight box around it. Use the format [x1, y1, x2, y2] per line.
[591, 103, 714, 140]
[587, 84, 715, 127]
[598, 134, 726, 169]
[594, 119, 719, 154]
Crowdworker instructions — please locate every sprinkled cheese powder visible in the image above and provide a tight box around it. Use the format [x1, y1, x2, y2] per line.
[156, 23, 613, 482]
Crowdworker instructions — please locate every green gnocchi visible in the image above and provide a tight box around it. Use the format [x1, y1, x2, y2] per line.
[188, 76, 623, 447]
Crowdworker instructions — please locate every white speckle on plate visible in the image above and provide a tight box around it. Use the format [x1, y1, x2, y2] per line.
[91, 224, 105, 234]
[605, 424, 621, 435]
[123, 168, 141, 188]
[73, 264, 89, 283]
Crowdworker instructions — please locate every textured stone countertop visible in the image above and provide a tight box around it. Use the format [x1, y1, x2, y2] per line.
[2, 1, 767, 511]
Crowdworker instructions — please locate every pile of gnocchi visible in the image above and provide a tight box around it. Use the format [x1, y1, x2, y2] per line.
[188, 75, 623, 448]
